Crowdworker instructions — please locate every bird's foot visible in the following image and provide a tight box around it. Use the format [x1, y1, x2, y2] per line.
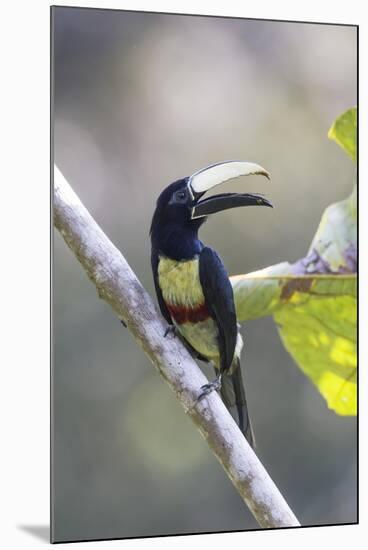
[164, 325, 177, 338]
[198, 374, 222, 402]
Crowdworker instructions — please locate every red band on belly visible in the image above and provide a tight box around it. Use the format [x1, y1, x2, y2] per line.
[167, 302, 210, 325]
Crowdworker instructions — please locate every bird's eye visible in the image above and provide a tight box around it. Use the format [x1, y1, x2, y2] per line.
[175, 190, 187, 201]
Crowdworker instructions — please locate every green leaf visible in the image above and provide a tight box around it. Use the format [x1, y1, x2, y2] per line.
[231, 184, 357, 416]
[231, 107, 357, 415]
[275, 288, 356, 415]
[232, 267, 357, 416]
[328, 107, 357, 162]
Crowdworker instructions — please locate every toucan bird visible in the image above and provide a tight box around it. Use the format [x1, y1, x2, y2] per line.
[150, 161, 272, 447]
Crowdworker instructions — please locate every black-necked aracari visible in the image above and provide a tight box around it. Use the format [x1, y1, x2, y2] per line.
[150, 161, 272, 447]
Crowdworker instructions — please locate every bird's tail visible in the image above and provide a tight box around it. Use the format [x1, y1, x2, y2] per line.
[219, 359, 255, 448]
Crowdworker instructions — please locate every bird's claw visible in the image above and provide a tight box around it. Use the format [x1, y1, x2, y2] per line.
[164, 325, 177, 338]
[198, 375, 222, 402]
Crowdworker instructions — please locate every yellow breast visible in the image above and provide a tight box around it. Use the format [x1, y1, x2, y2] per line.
[158, 256, 205, 307]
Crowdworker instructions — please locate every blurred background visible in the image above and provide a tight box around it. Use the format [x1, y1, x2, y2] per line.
[52, 7, 357, 543]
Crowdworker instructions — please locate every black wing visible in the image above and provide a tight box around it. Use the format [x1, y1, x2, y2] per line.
[199, 247, 237, 373]
[151, 248, 173, 325]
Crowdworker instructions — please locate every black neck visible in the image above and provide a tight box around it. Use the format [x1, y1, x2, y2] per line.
[151, 223, 203, 261]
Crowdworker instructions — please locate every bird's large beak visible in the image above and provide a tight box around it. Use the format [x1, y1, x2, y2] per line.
[189, 161, 272, 219]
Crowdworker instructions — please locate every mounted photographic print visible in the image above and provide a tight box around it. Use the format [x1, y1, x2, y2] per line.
[51, 5, 358, 544]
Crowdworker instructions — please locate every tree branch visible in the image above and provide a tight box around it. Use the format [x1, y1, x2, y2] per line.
[53, 166, 300, 529]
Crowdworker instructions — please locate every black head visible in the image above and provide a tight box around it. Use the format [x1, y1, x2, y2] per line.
[150, 177, 201, 232]
[150, 161, 273, 259]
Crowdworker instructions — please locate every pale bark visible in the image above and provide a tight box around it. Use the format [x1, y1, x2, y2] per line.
[53, 166, 300, 529]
